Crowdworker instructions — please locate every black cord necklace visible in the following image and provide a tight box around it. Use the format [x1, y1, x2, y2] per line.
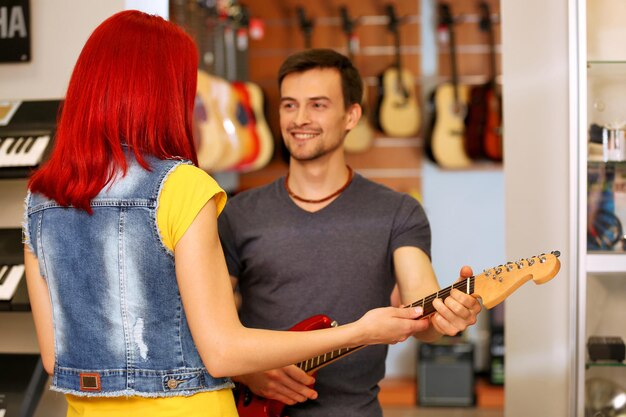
[285, 166, 354, 204]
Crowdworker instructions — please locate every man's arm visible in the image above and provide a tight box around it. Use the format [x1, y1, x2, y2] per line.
[393, 246, 481, 342]
[229, 274, 317, 405]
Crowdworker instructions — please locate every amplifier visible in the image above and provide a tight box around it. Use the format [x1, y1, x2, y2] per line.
[587, 336, 625, 362]
[417, 340, 475, 406]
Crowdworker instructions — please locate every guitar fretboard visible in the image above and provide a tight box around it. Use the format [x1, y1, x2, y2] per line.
[406, 277, 475, 317]
[296, 277, 475, 374]
[296, 346, 360, 373]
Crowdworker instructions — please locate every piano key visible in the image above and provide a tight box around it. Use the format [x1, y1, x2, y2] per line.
[20, 135, 50, 167]
[0, 264, 24, 301]
[0, 135, 50, 167]
[13, 136, 27, 153]
[9, 271, 31, 311]
[0, 137, 15, 162]
[0, 265, 8, 285]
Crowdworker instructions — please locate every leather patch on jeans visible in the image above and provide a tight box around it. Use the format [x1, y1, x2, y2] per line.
[79, 373, 101, 391]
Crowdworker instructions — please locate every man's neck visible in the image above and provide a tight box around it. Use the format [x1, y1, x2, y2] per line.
[286, 156, 352, 210]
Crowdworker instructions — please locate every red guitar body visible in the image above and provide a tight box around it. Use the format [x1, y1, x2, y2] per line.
[234, 314, 334, 417]
[464, 81, 502, 161]
[482, 87, 502, 161]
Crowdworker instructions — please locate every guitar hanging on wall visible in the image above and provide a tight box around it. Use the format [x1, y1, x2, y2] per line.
[235, 251, 562, 417]
[339, 5, 375, 153]
[374, 4, 420, 138]
[296, 6, 314, 49]
[232, 5, 274, 172]
[464, 1, 503, 162]
[276, 5, 315, 164]
[426, 2, 472, 169]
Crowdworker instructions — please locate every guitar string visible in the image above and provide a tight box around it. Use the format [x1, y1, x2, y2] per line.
[298, 277, 477, 373]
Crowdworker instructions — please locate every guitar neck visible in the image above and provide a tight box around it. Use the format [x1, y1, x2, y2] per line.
[296, 346, 365, 374]
[479, 2, 498, 90]
[448, 22, 460, 103]
[295, 279, 475, 374]
[407, 277, 475, 315]
[394, 29, 402, 73]
[295, 251, 561, 375]
[297, 7, 313, 49]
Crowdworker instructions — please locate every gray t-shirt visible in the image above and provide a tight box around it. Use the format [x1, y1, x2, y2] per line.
[218, 173, 431, 417]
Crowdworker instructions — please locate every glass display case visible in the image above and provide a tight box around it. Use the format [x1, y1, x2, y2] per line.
[578, 1, 626, 415]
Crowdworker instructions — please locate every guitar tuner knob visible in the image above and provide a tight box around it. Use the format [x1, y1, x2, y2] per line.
[539, 256, 547, 263]
[527, 258, 535, 266]
[515, 261, 524, 269]
[498, 277, 503, 282]
[495, 267, 502, 274]
[505, 264, 513, 272]
[551, 250, 561, 257]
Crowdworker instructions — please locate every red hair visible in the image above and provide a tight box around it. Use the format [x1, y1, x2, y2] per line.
[29, 10, 199, 212]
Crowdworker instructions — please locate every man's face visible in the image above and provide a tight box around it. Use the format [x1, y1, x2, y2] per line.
[279, 68, 359, 162]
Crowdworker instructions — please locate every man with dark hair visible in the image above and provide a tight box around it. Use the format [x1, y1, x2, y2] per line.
[218, 48, 481, 416]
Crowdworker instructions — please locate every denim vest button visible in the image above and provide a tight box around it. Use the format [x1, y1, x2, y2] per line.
[166, 379, 179, 389]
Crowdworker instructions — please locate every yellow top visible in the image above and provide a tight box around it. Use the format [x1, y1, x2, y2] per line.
[65, 164, 236, 417]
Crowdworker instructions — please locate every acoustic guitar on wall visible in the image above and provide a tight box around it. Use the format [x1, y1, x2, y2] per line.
[375, 4, 420, 138]
[229, 5, 274, 172]
[235, 251, 562, 417]
[244, 80, 275, 171]
[195, 70, 228, 172]
[427, 2, 472, 169]
[339, 6, 375, 153]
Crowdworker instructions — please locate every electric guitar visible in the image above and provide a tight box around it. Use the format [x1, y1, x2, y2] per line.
[427, 3, 472, 169]
[235, 251, 562, 417]
[339, 6, 375, 153]
[376, 4, 420, 138]
[464, 2, 503, 162]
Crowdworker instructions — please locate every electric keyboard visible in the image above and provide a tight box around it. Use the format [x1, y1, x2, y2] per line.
[0, 100, 61, 179]
[0, 228, 28, 311]
[0, 354, 48, 417]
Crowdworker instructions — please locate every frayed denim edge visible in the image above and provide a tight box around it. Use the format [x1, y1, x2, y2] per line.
[22, 191, 35, 254]
[49, 380, 235, 398]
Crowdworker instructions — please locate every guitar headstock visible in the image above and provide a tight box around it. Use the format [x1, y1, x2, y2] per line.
[437, 3, 454, 29]
[385, 4, 400, 34]
[478, 2, 492, 34]
[473, 251, 561, 309]
[339, 6, 354, 36]
[296, 6, 314, 48]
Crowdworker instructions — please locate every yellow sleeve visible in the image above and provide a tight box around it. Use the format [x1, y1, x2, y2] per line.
[157, 164, 227, 252]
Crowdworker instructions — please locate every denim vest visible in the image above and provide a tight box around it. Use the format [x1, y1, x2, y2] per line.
[24, 153, 233, 397]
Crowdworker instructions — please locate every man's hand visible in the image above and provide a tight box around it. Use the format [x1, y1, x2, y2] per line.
[430, 265, 482, 335]
[234, 366, 317, 405]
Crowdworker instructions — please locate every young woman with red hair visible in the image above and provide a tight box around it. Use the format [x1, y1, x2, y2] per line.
[23, 10, 426, 417]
